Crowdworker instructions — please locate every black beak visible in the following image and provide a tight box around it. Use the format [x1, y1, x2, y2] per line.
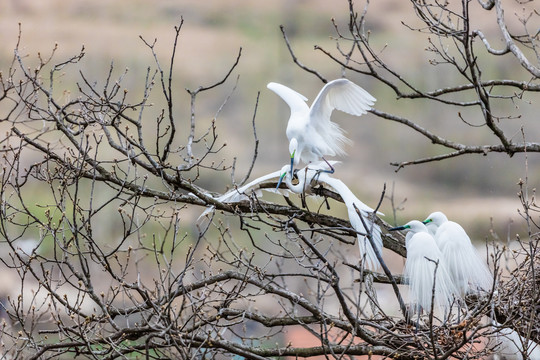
[388, 225, 406, 231]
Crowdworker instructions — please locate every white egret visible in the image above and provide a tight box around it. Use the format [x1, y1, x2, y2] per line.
[389, 221, 456, 318]
[198, 165, 293, 220]
[199, 161, 382, 270]
[198, 162, 337, 220]
[315, 172, 382, 270]
[422, 211, 492, 296]
[274, 165, 382, 270]
[492, 322, 540, 360]
[267, 78, 376, 177]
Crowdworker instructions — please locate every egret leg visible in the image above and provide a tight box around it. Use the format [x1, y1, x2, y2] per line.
[456, 298, 469, 324]
[459, 298, 471, 324]
[437, 295, 453, 326]
[442, 306, 450, 326]
[313, 156, 336, 183]
[415, 304, 421, 334]
[320, 156, 335, 174]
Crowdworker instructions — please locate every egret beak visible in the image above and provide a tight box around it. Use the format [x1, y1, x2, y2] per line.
[388, 225, 406, 231]
[276, 171, 287, 190]
[422, 219, 432, 225]
[289, 150, 295, 178]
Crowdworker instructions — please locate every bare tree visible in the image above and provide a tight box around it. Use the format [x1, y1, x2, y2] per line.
[0, 0, 538, 359]
[291, 0, 539, 169]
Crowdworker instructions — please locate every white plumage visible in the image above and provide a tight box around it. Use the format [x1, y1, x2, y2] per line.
[199, 161, 381, 270]
[267, 79, 376, 170]
[198, 165, 293, 220]
[279, 162, 336, 194]
[492, 322, 540, 360]
[315, 173, 382, 270]
[423, 211, 493, 296]
[392, 220, 456, 313]
[215, 167, 288, 203]
[276, 164, 382, 270]
[198, 162, 335, 220]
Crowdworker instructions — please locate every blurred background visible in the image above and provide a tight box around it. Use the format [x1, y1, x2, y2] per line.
[0, 0, 538, 241]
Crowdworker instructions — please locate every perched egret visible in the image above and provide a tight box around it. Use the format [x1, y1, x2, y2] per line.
[422, 211, 492, 296]
[267, 79, 376, 177]
[316, 172, 382, 270]
[198, 162, 336, 220]
[199, 161, 382, 270]
[492, 322, 540, 360]
[389, 221, 456, 317]
[275, 165, 382, 270]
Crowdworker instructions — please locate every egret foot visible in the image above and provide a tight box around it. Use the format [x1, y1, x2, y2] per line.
[320, 156, 336, 174]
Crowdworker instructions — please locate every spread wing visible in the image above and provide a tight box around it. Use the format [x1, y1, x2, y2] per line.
[267, 82, 310, 115]
[218, 169, 285, 204]
[310, 79, 376, 120]
[308, 79, 376, 156]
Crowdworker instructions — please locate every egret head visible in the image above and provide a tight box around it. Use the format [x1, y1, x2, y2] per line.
[389, 220, 428, 234]
[422, 211, 448, 227]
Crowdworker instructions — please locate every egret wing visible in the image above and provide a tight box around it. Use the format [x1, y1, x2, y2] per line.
[317, 173, 383, 216]
[308, 79, 376, 156]
[310, 79, 376, 120]
[317, 173, 383, 270]
[436, 222, 492, 294]
[349, 207, 382, 270]
[218, 169, 285, 203]
[405, 233, 455, 311]
[267, 82, 310, 115]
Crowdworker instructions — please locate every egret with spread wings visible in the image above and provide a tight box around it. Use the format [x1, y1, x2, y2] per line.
[267, 79, 376, 177]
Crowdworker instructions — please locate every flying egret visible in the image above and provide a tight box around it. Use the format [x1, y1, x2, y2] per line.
[267, 78, 376, 177]
[389, 221, 456, 320]
[422, 211, 493, 296]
